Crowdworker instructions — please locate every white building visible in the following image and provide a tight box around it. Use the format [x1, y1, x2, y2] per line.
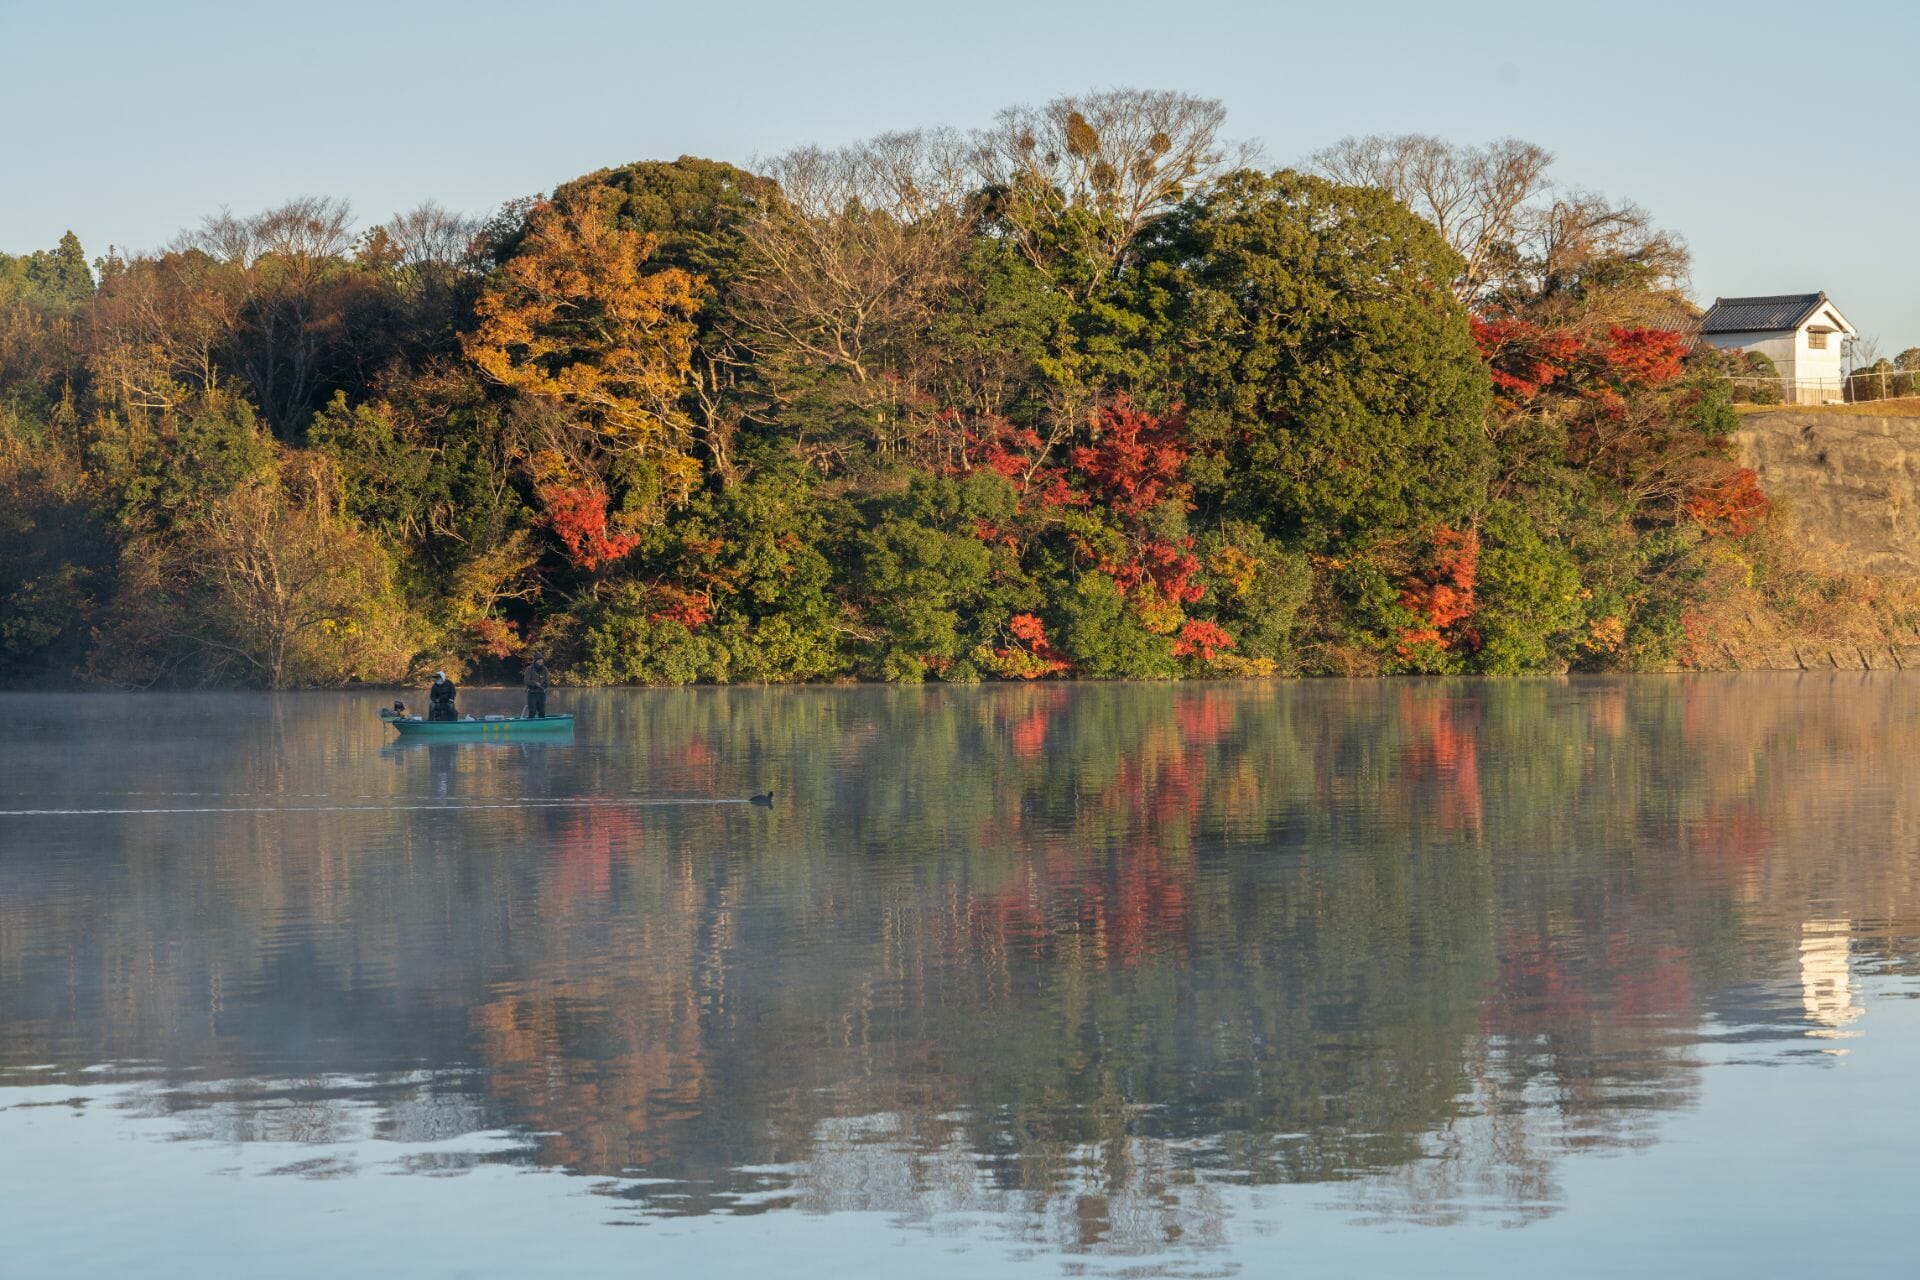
[1699, 292, 1857, 405]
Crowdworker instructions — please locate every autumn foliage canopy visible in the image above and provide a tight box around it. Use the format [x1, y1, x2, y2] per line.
[0, 99, 1800, 688]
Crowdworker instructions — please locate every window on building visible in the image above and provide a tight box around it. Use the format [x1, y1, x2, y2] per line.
[1807, 329, 1829, 350]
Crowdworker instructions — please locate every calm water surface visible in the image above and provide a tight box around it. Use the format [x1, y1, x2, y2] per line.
[2, 678, 1918, 1277]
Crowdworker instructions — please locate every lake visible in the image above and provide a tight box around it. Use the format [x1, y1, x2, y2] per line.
[2, 678, 1917, 1277]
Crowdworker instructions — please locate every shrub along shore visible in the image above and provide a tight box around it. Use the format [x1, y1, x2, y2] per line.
[3, 91, 1909, 689]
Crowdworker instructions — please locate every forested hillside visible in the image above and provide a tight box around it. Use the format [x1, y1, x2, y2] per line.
[0, 91, 1829, 687]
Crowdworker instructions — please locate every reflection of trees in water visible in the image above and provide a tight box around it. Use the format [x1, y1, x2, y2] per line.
[1342, 1071, 1563, 1229]
[761, 1114, 1235, 1260]
[467, 806, 715, 1175]
[7, 676, 1920, 1242]
[120, 1072, 491, 1151]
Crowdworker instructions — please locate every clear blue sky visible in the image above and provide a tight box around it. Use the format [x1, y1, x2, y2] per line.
[3, 0, 1914, 347]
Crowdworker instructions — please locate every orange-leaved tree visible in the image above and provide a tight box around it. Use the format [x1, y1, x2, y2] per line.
[463, 186, 707, 509]
[1396, 525, 1480, 666]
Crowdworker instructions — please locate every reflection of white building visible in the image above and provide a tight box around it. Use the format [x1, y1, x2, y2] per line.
[1799, 919, 1861, 1044]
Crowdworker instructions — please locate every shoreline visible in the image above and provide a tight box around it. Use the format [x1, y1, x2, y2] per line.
[7, 663, 1918, 696]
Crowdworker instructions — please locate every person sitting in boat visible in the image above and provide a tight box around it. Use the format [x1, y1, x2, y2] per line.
[428, 671, 458, 722]
[523, 653, 550, 719]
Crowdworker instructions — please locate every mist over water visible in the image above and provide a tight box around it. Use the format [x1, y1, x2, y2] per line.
[3, 679, 1917, 1276]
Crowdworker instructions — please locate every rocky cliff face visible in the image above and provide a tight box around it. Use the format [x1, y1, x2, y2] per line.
[1736, 410, 1920, 577]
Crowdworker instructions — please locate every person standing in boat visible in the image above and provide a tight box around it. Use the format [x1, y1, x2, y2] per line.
[523, 653, 550, 720]
[428, 670, 458, 722]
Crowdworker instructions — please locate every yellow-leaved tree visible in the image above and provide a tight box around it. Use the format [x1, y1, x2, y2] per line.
[463, 187, 707, 511]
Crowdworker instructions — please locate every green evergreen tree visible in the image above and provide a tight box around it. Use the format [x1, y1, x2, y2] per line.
[46, 231, 93, 303]
[1142, 171, 1493, 551]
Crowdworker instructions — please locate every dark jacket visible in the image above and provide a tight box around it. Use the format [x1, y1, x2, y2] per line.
[523, 660, 549, 690]
[429, 677, 457, 708]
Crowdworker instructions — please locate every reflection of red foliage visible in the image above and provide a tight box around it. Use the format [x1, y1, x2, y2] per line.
[1097, 855, 1192, 967]
[537, 483, 642, 572]
[1683, 806, 1772, 881]
[1104, 751, 1203, 836]
[1488, 928, 1696, 1038]
[1489, 932, 1592, 1029]
[649, 733, 722, 792]
[1609, 937, 1694, 1021]
[1396, 692, 1483, 833]
[1175, 693, 1234, 747]
[1010, 706, 1051, 758]
[985, 845, 1192, 969]
[549, 806, 646, 900]
[968, 684, 1216, 968]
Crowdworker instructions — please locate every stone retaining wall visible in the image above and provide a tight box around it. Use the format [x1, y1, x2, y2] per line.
[1730, 642, 1920, 671]
[1735, 411, 1920, 577]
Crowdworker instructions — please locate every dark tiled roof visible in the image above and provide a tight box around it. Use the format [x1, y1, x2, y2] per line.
[1644, 305, 1703, 339]
[1701, 293, 1827, 334]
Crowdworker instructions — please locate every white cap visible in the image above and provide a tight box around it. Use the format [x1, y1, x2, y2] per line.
[435, 671, 445, 680]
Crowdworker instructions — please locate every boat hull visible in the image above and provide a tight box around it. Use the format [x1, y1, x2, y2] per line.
[386, 715, 574, 740]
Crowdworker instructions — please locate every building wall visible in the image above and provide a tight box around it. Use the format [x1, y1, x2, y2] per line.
[1702, 330, 1797, 370]
[1795, 323, 1848, 399]
[1702, 330, 1844, 405]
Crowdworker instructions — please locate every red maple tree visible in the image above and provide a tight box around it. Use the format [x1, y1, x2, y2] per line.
[1172, 619, 1235, 661]
[536, 483, 642, 572]
[1473, 320, 1689, 412]
[1683, 467, 1771, 537]
[1397, 526, 1480, 659]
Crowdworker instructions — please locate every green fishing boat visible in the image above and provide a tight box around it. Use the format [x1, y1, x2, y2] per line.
[381, 712, 575, 740]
